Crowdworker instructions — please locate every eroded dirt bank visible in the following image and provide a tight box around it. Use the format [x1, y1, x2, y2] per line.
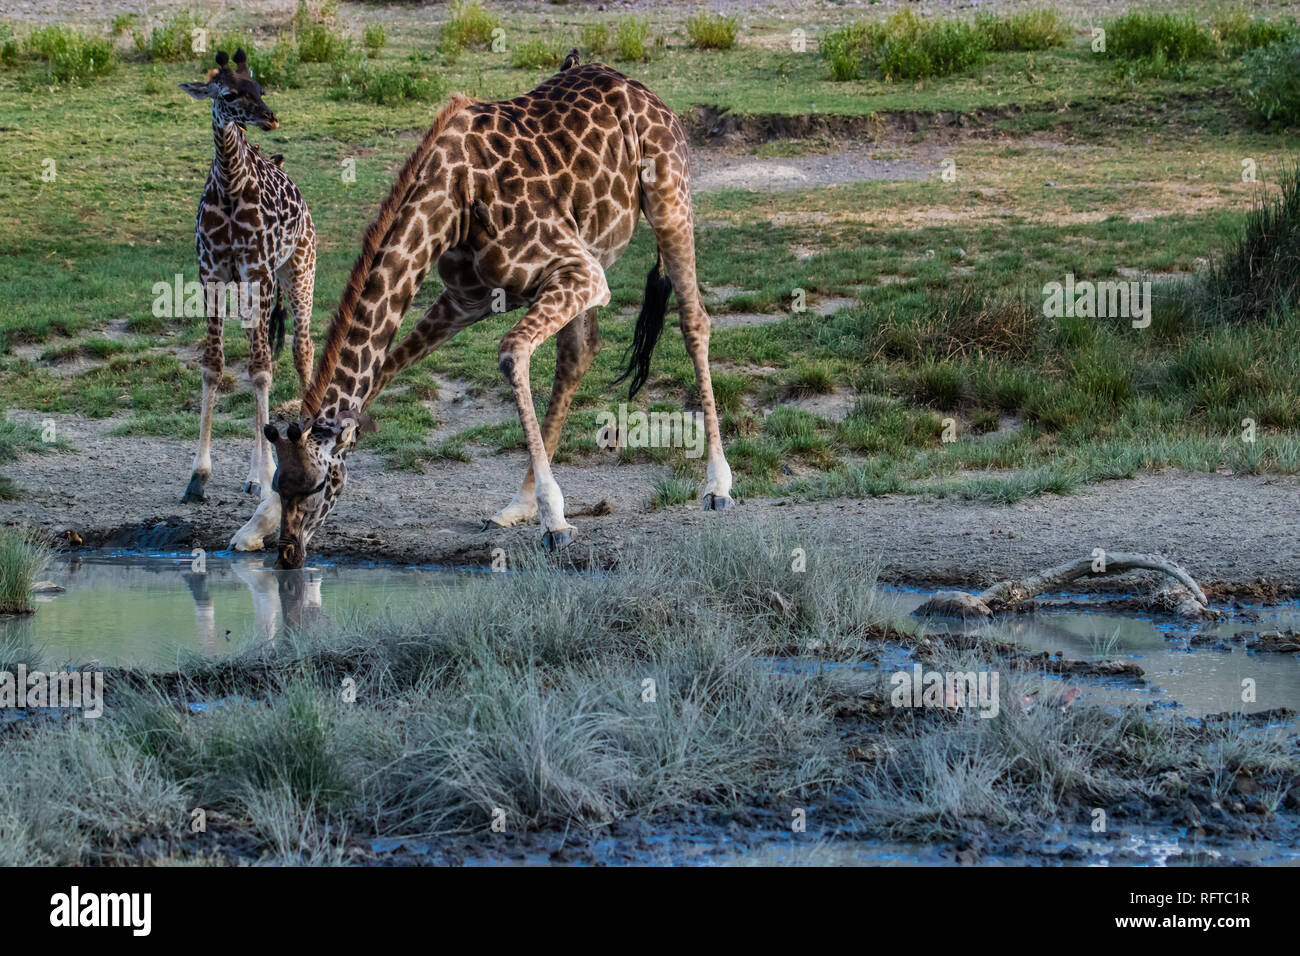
[3, 417, 1297, 595]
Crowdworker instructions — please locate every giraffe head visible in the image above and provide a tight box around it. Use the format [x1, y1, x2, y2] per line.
[263, 408, 375, 569]
[179, 49, 279, 131]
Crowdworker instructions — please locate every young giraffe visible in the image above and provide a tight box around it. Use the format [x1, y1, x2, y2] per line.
[179, 49, 315, 553]
[262, 63, 733, 569]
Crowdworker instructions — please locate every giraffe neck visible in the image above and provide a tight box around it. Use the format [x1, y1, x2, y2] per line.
[314, 165, 466, 422]
[211, 117, 253, 195]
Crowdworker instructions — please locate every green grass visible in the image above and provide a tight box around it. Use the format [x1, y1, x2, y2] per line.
[0, 526, 49, 614]
[684, 12, 739, 51]
[0, 521, 1293, 863]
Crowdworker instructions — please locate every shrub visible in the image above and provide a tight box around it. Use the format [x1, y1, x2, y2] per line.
[133, 11, 209, 63]
[975, 10, 1066, 52]
[822, 11, 984, 82]
[511, 37, 564, 69]
[298, 22, 348, 63]
[1242, 41, 1300, 126]
[330, 64, 445, 105]
[1105, 11, 1214, 64]
[685, 11, 739, 51]
[364, 24, 387, 54]
[580, 23, 611, 57]
[23, 26, 117, 83]
[443, 0, 499, 53]
[256, 38, 304, 90]
[614, 17, 651, 61]
[1212, 9, 1297, 55]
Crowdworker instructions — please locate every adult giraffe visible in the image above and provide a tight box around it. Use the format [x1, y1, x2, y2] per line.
[260, 63, 733, 569]
[178, 50, 315, 553]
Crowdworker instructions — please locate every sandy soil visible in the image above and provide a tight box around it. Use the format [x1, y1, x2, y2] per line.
[4, 412, 1298, 594]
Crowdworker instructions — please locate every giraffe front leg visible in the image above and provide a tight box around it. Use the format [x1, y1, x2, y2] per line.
[496, 267, 608, 550]
[183, 322, 224, 503]
[244, 368, 273, 496]
[230, 491, 281, 552]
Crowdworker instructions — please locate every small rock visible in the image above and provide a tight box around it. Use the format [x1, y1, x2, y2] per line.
[913, 590, 992, 620]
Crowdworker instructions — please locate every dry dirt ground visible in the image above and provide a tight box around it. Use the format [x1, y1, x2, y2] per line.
[4, 411, 1298, 595]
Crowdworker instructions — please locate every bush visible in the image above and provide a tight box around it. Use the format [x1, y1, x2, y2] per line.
[1105, 11, 1214, 64]
[511, 37, 564, 69]
[1212, 9, 1297, 55]
[975, 10, 1066, 52]
[822, 11, 984, 82]
[257, 38, 304, 89]
[298, 22, 348, 63]
[23, 26, 117, 83]
[685, 11, 739, 51]
[615, 17, 651, 61]
[1242, 41, 1300, 126]
[363, 24, 387, 54]
[442, 0, 499, 53]
[1206, 163, 1300, 320]
[580, 23, 611, 57]
[330, 63, 445, 105]
[133, 11, 209, 63]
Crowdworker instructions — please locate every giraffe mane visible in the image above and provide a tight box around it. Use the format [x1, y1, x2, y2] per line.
[301, 93, 476, 419]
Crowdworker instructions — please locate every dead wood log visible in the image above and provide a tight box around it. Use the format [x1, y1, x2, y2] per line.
[915, 552, 1211, 620]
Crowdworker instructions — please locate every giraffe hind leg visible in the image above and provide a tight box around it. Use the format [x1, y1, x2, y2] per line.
[496, 259, 609, 550]
[489, 308, 600, 530]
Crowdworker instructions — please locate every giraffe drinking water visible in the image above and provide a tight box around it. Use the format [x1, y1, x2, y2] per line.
[262, 62, 734, 569]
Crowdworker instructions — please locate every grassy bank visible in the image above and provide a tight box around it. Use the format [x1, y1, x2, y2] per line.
[2, 2, 1300, 509]
[0, 524, 1294, 864]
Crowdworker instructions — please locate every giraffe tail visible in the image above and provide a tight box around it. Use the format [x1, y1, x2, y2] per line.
[269, 284, 287, 360]
[614, 249, 673, 399]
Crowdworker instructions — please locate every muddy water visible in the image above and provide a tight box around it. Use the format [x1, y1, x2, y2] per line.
[6, 555, 1300, 723]
[6, 551, 474, 669]
[875, 587, 1300, 720]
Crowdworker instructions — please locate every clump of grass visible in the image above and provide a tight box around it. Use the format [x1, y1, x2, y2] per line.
[614, 17, 653, 62]
[975, 10, 1066, 52]
[1242, 41, 1300, 126]
[329, 58, 445, 105]
[1104, 11, 1214, 78]
[363, 24, 387, 55]
[0, 527, 50, 615]
[22, 25, 117, 84]
[685, 11, 739, 51]
[650, 474, 697, 508]
[133, 11, 209, 63]
[110, 14, 138, 37]
[823, 11, 985, 82]
[580, 23, 611, 57]
[1212, 9, 1297, 55]
[784, 360, 835, 396]
[1206, 163, 1300, 319]
[511, 37, 565, 70]
[442, 0, 500, 54]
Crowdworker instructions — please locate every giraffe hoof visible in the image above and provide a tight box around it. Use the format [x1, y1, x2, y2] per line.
[541, 528, 574, 552]
[702, 493, 734, 511]
[181, 474, 208, 504]
[243, 481, 261, 497]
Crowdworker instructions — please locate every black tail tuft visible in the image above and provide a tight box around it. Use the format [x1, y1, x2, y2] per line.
[269, 285, 287, 360]
[614, 252, 673, 399]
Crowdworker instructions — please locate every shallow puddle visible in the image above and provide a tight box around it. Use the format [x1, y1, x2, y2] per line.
[5, 555, 1299, 725]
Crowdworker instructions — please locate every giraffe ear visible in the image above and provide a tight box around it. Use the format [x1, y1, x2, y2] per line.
[340, 407, 379, 435]
[179, 81, 214, 100]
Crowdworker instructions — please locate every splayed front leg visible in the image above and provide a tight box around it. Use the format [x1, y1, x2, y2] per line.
[486, 483, 538, 528]
[702, 457, 735, 511]
[230, 491, 281, 552]
[184, 365, 221, 503]
[244, 369, 273, 496]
